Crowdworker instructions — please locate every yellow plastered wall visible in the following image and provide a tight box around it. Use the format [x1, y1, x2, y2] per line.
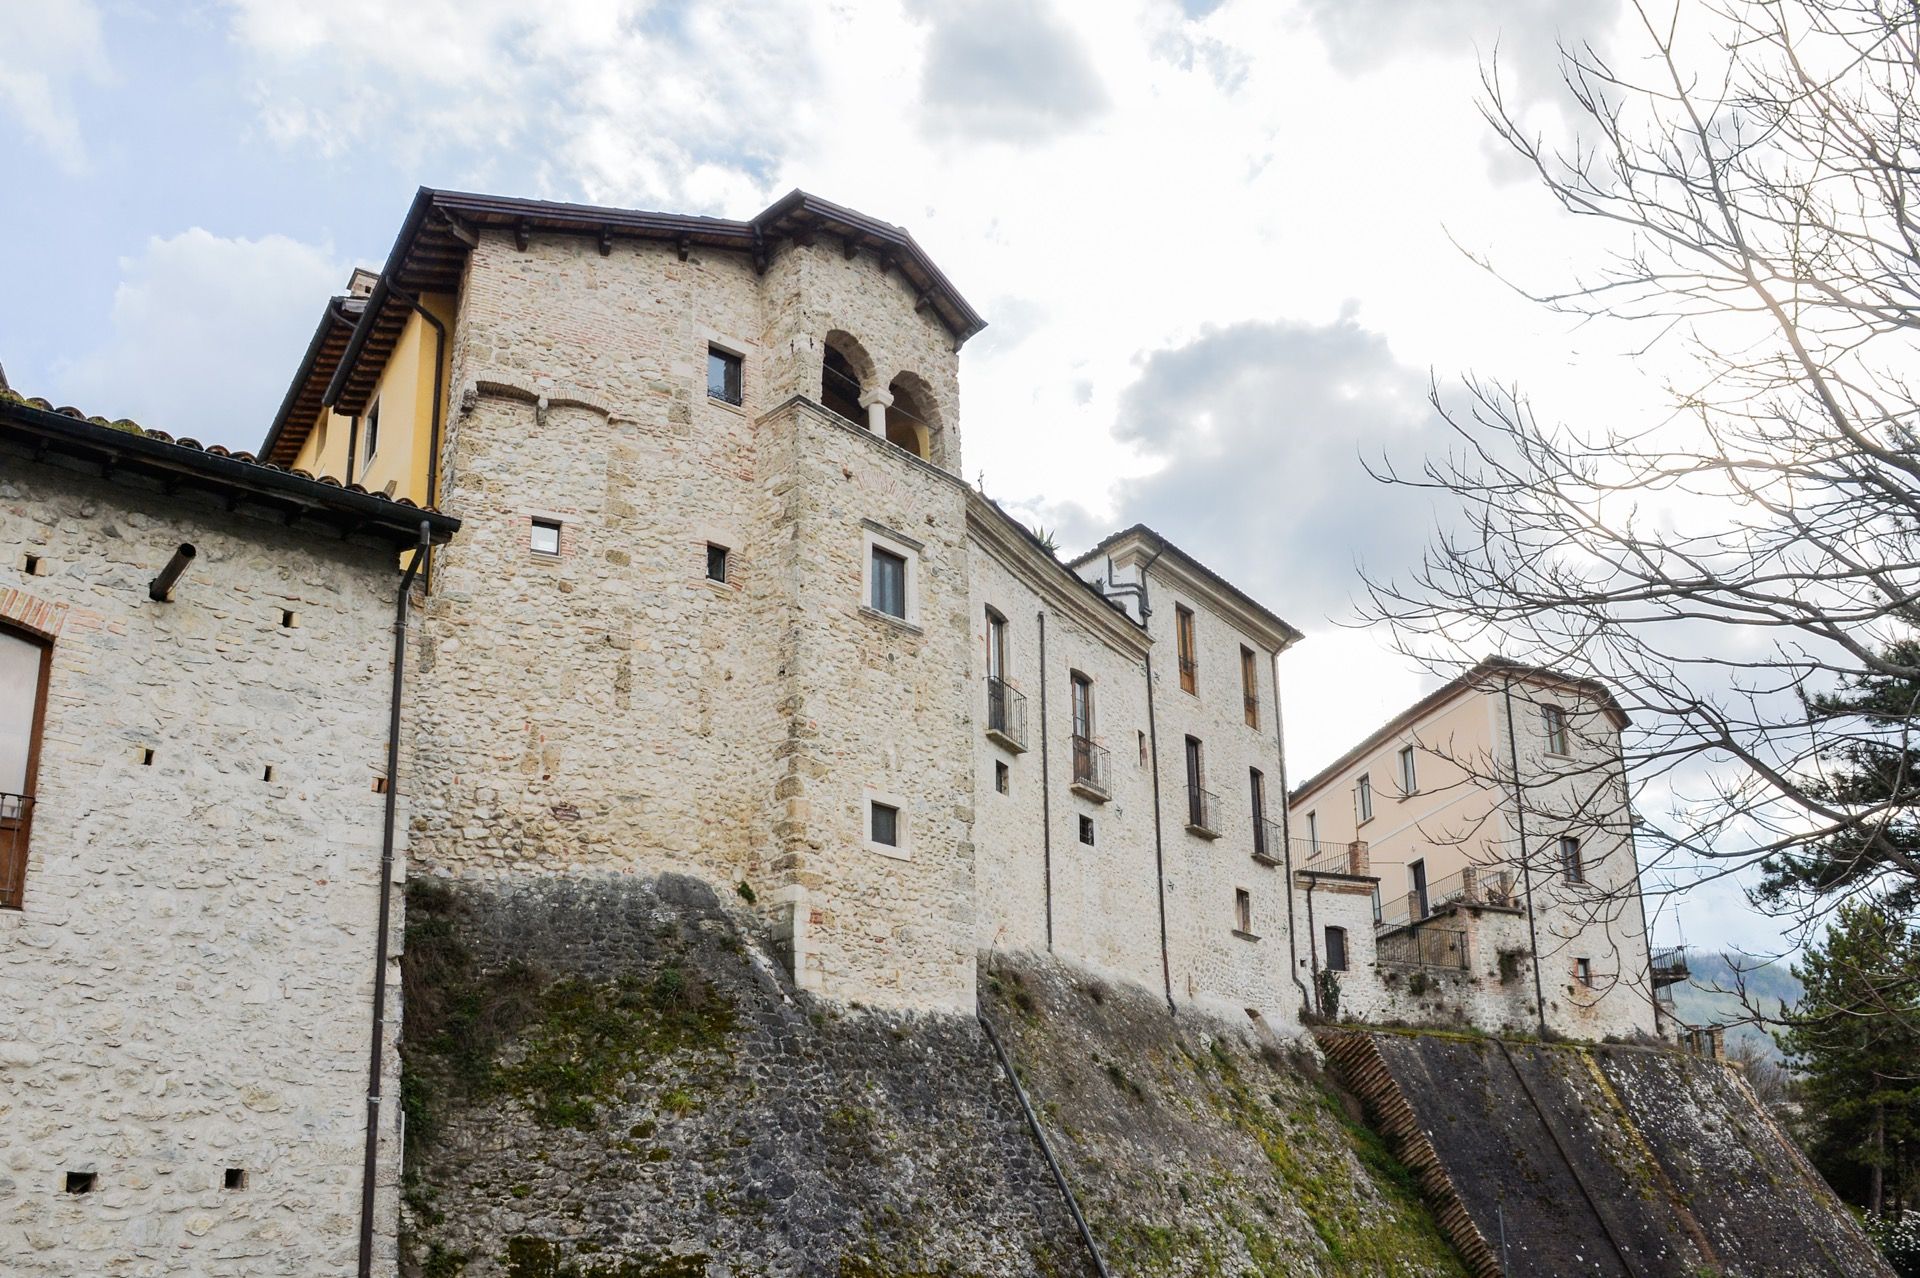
[290, 408, 356, 482]
[355, 293, 456, 510]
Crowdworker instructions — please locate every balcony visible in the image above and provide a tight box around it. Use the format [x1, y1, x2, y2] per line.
[985, 677, 1027, 753]
[1375, 865, 1520, 931]
[1185, 784, 1220, 839]
[1070, 735, 1110, 802]
[1252, 816, 1285, 866]
[0, 793, 33, 911]
[1651, 945, 1690, 991]
[1293, 837, 1371, 878]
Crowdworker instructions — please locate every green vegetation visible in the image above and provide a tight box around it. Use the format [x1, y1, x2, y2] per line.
[502, 1236, 710, 1278]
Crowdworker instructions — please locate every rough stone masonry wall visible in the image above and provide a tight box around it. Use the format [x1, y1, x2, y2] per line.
[1323, 1029, 1893, 1278]
[0, 459, 405, 1276]
[968, 541, 1166, 1002]
[396, 872, 1095, 1278]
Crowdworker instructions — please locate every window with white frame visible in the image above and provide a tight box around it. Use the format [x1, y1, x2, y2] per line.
[865, 792, 908, 859]
[1355, 773, 1373, 824]
[1398, 744, 1417, 795]
[861, 525, 920, 625]
[530, 519, 562, 556]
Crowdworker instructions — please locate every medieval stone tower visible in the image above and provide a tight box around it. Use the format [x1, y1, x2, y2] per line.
[401, 193, 986, 1010]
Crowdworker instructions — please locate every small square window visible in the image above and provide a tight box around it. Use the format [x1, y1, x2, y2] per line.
[279, 609, 298, 629]
[870, 801, 899, 848]
[995, 761, 1009, 794]
[223, 1168, 248, 1190]
[1078, 815, 1094, 846]
[707, 347, 743, 406]
[530, 519, 562, 556]
[65, 1171, 95, 1194]
[706, 543, 729, 583]
[870, 546, 907, 619]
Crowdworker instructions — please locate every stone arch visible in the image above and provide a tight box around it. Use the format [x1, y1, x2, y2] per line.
[820, 330, 876, 427]
[884, 371, 941, 462]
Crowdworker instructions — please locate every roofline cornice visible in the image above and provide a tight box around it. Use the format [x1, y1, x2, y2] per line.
[966, 493, 1152, 659]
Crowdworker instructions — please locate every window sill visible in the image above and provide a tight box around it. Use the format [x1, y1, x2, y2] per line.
[858, 605, 922, 636]
[697, 577, 738, 596]
[1186, 822, 1221, 841]
[705, 393, 747, 418]
[1232, 929, 1261, 943]
[1251, 851, 1283, 868]
[866, 840, 911, 862]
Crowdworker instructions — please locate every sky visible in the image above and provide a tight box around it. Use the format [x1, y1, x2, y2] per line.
[0, 0, 1773, 949]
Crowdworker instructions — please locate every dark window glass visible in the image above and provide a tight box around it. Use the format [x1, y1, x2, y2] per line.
[364, 401, 381, 462]
[1078, 815, 1094, 846]
[707, 347, 743, 405]
[870, 802, 899, 847]
[1561, 835, 1584, 882]
[871, 546, 907, 618]
[995, 761, 1009, 794]
[1325, 926, 1349, 972]
[706, 543, 729, 582]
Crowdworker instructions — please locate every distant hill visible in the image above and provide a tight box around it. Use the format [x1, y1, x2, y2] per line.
[1664, 950, 1804, 1061]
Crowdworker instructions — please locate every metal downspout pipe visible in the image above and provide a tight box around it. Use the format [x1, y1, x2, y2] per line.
[357, 520, 431, 1278]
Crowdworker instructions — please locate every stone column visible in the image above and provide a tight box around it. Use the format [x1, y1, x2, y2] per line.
[860, 388, 893, 435]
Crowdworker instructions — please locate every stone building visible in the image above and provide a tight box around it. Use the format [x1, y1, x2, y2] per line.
[0, 391, 457, 1275]
[1287, 656, 1667, 1039]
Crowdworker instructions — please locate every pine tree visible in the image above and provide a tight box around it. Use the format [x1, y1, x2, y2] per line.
[1758, 638, 1920, 918]
[1780, 903, 1920, 1218]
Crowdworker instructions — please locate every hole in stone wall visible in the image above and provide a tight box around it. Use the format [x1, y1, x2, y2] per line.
[21, 553, 42, 576]
[139, 748, 155, 766]
[223, 1168, 247, 1190]
[262, 765, 274, 783]
[372, 776, 389, 794]
[280, 610, 297, 628]
[65, 1171, 95, 1194]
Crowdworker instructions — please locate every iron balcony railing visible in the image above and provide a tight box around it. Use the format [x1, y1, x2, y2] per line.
[1377, 922, 1471, 971]
[1651, 945, 1690, 989]
[1071, 735, 1110, 799]
[0, 792, 33, 911]
[1186, 785, 1220, 838]
[1253, 816, 1284, 864]
[1375, 865, 1521, 931]
[1293, 837, 1371, 878]
[985, 676, 1027, 752]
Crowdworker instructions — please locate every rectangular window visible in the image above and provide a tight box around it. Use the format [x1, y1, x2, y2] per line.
[706, 543, 729, 583]
[870, 801, 899, 848]
[1324, 926, 1349, 972]
[1250, 767, 1268, 858]
[1410, 858, 1428, 918]
[1, 626, 52, 911]
[1071, 672, 1093, 739]
[1137, 730, 1148, 768]
[1398, 745, 1417, 795]
[1079, 815, 1094, 846]
[363, 400, 381, 464]
[1355, 773, 1373, 824]
[870, 546, 907, 618]
[1234, 888, 1252, 934]
[1241, 645, 1259, 727]
[995, 761, 1009, 794]
[1575, 957, 1593, 988]
[707, 346, 743, 406]
[530, 519, 562, 556]
[986, 609, 1007, 680]
[1306, 810, 1319, 851]
[1185, 735, 1203, 791]
[1561, 835, 1585, 883]
[1542, 704, 1569, 755]
[1176, 605, 1198, 694]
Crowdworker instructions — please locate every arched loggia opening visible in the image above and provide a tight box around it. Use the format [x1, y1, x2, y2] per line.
[884, 374, 937, 462]
[820, 331, 874, 427]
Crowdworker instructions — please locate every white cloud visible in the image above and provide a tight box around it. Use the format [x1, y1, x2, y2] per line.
[53, 229, 343, 449]
[0, 0, 110, 173]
